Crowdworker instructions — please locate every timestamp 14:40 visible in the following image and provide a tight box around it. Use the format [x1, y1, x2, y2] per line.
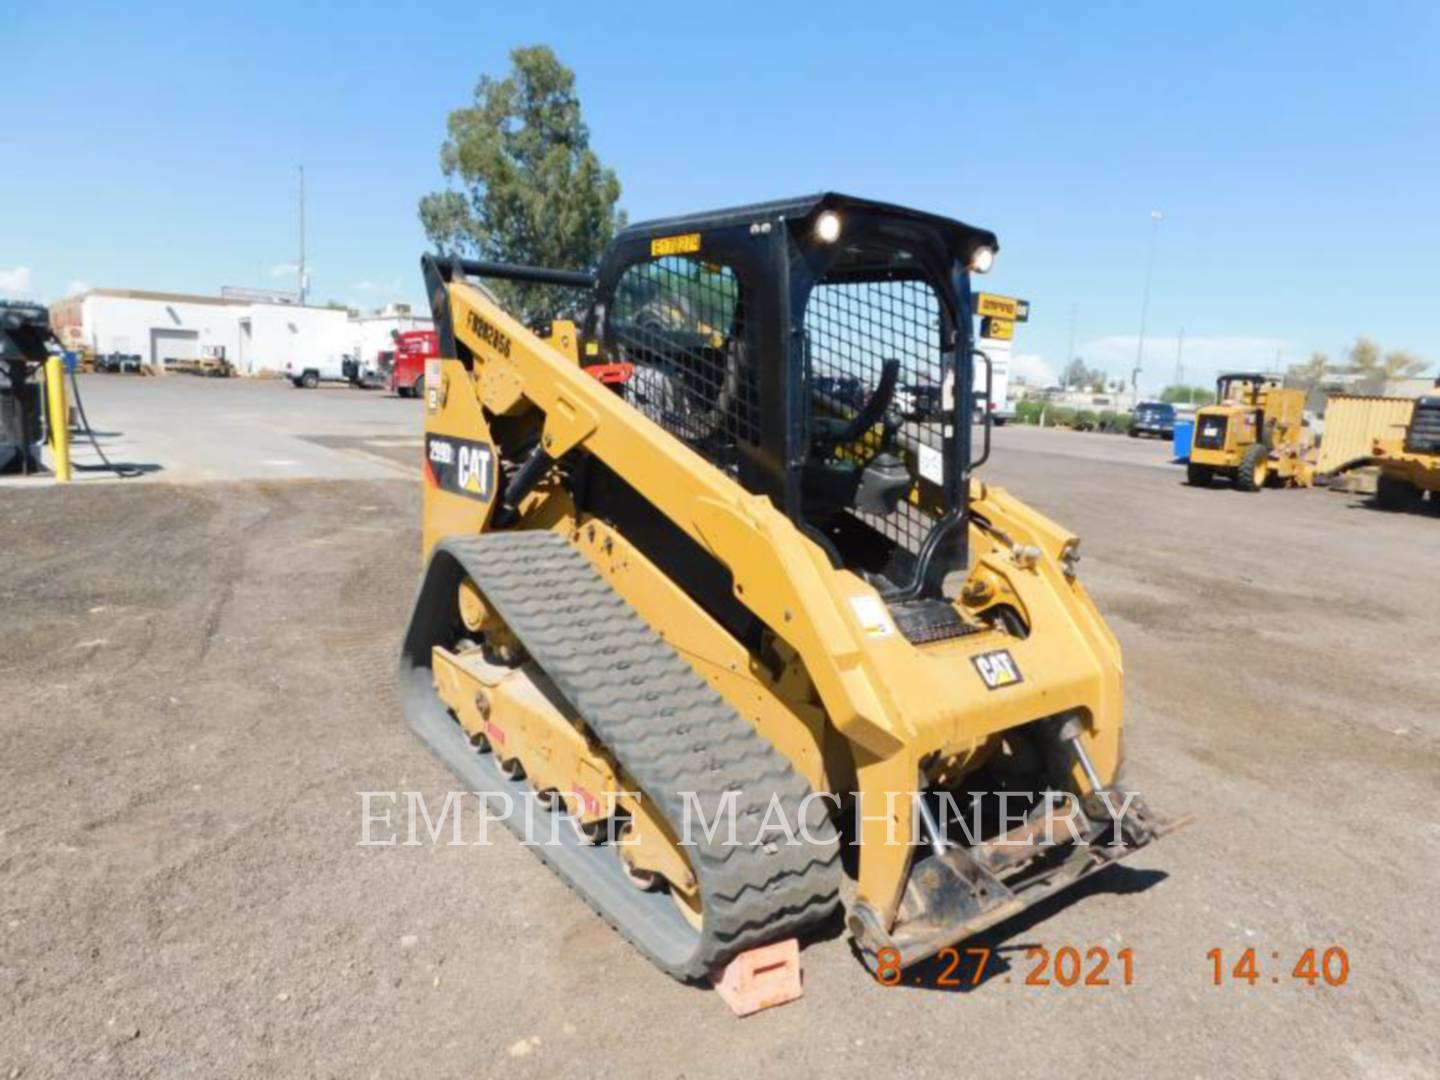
[1208, 946, 1349, 987]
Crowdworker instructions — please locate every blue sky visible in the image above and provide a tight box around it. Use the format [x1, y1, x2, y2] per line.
[5, 0, 1437, 390]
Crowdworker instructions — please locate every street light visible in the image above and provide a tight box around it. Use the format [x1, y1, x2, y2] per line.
[1132, 209, 1163, 407]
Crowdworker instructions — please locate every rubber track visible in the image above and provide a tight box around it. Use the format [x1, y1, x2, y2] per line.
[449, 529, 842, 979]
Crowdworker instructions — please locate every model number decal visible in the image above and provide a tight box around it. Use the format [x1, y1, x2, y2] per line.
[426, 435, 495, 502]
[465, 310, 512, 357]
[650, 232, 701, 257]
[972, 648, 1023, 690]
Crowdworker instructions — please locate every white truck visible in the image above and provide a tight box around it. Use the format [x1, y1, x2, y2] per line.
[974, 333, 1013, 425]
[284, 351, 385, 389]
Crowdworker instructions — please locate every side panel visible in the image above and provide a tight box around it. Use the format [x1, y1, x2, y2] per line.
[421, 358, 498, 558]
[1317, 395, 1414, 475]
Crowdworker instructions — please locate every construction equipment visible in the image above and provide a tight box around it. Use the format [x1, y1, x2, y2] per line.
[399, 193, 1180, 984]
[387, 328, 439, 398]
[1, 302, 58, 475]
[1365, 396, 1440, 511]
[1186, 373, 1313, 490]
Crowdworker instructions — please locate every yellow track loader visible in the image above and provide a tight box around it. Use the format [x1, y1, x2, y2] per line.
[1187, 373, 1313, 490]
[399, 194, 1180, 981]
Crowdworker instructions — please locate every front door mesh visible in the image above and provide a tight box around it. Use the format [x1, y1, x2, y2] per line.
[804, 277, 947, 562]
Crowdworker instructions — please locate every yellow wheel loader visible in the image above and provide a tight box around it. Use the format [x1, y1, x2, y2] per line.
[399, 194, 1180, 982]
[1186, 373, 1314, 491]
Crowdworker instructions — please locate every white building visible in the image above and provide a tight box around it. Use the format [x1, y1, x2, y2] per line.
[350, 303, 433, 365]
[50, 289, 430, 376]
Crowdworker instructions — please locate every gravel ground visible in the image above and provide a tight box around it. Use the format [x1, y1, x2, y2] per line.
[2, 410, 1437, 1078]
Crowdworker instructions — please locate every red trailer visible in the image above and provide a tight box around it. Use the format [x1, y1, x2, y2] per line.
[387, 329, 439, 398]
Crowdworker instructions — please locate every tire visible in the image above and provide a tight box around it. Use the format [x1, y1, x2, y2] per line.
[291, 377, 304, 388]
[1237, 444, 1270, 492]
[300, 370, 320, 389]
[412, 375, 425, 401]
[397, 386, 412, 399]
[1376, 472, 1424, 511]
[1128, 429, 1139, 438]
[1186, 462, 1214, 487]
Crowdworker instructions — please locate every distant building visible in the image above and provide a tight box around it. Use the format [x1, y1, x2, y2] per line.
[49, 289, 431, 375]
[1384, 375, 1440, 399]
[351, 303, 433, 367]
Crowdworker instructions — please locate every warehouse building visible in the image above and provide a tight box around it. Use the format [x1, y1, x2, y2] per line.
[48, 290, 430, 376]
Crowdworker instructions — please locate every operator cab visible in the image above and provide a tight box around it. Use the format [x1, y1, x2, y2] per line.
[1215, 372, 1278, 405]
[586, 193, 998, 600]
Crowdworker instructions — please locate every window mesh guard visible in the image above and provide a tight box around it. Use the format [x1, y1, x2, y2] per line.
[804, 278, 948, 563]
[609, 256, 756, 475]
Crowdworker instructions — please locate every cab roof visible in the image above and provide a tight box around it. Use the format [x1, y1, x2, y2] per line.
[614, 192, 998, 263]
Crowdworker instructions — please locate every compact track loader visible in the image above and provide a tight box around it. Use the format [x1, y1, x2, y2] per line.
[399, 194, 1179, 981]
[1187, 373, 1314, 491]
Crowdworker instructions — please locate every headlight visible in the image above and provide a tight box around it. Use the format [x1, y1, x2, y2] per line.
[969, 246, 996, 273]
[815, 211, 842, 243]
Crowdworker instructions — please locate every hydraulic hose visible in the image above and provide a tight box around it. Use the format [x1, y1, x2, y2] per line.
[65, 366, 143, 478]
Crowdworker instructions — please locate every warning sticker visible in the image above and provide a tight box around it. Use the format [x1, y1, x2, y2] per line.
[917, 442, 944, 486]
[849, 594, 896, 639]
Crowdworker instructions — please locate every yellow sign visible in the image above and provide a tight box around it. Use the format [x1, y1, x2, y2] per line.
[974, 294, 1030, 324]
[650, 232, 701, 258]
[980, 316, 1014, 341]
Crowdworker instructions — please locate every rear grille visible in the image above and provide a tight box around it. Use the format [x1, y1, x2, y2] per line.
[1405, 398, 1440, 455]
[1194, 415, 1227, 450]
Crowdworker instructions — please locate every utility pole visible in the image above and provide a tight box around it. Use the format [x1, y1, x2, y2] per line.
[1065, 305, 1078, 388]
[1173, 326, 1186, 395]
[298, 165, 307, 306]
[1132, 209, 1163, 408]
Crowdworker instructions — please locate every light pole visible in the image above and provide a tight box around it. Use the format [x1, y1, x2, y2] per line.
[1132, 209, 1163, 408]
[1065, 304, 1078, 389]
[1173, 326, 1186, 402]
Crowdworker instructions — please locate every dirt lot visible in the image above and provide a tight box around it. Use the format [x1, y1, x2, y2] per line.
[2, 385, 1437, 1078]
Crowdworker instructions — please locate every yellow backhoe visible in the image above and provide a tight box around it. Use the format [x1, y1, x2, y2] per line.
[399, 194, 1180, 982]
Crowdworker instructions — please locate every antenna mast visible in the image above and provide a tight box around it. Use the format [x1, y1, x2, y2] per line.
[298, 165, 307, 306]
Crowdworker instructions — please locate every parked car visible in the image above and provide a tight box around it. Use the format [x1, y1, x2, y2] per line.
[286, 352, 384, 389]
[1130, 401, 1177, 438]
[96, 351, 143, 373]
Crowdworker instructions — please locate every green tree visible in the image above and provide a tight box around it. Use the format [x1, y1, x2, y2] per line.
[1285, 351, 1331, 391]
[1159, 384, 1215, 405]
[1378, 349, 1427, 380]
[418, 45, 624, 323]
[1345, 336, 1381, 375]
[1061, 356, 1106, 391]
[1338, 337, 1429, 387]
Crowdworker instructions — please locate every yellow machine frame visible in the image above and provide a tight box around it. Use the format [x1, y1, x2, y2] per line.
[1374, 443, 1440, 493]
[420, 278, 1130, 935]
